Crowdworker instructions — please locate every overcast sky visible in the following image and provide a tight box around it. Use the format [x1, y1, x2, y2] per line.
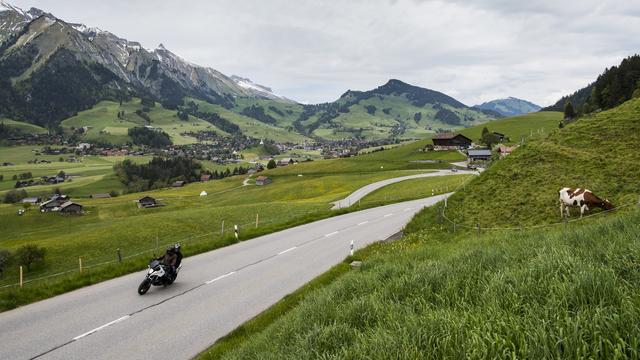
[10, 0, 640, 106]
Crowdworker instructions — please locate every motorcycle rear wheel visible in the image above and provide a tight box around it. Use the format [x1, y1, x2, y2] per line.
[138, 279, 151, 295]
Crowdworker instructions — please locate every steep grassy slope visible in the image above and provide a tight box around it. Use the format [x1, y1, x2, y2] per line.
[459, 111, 562, 145]
[0, 118, 48, 135]
[62, 99, 225, 145]
[438, 99, 640, 228]
[215, 209, 640, 359]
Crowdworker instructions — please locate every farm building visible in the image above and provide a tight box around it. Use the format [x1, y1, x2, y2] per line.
[40, 199, 65, 212]
[200, 174, 211, 182]
[255, 176, 272, 186]
[138, 196, 157, 208]
[493, 132, 507, 142]
[277, 158, 293, 166]
[432, 133, 472, 149]
[91, 193, 111, 199]
[21, 197, 41, 205]
[59, 201, 83, 214]
[497, 144, 516, 158]
[468, 149, 492, 162]
[172, 180, 186, 188]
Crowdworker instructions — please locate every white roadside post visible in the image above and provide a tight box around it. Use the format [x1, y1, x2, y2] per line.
[255, 213, 259, 228]
[19, 266, 23, 288]
[234, 225, 239, 241]
[350, 240, 354, 256]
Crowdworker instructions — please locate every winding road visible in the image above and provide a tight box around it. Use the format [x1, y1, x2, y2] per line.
[0, 194, 451, 360]
[331, 169, 476, 210]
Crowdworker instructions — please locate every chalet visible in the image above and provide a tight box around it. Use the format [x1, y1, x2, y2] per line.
[59, 201, 83, 214]
[40, 199, 65, 212]
[467, 149, 492, 162]
[200, 174, 211, 182]
[138, 196, 157, 208]
[492, 132, 507, 142]
[277, 158, 293, 166]
[172, 180, 186, 188]
[21, 197, 41, 205]
[91, 193, 112, 199]
[432, 133, 472, 149]
[497, 145, 516, 158]
[255, 176, 272, 186]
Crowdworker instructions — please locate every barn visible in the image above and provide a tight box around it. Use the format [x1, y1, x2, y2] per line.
[255, 176, 272, 186]
[138, 196, 157, 208]
[467, 149, 492, 162]
[432, 133, 472, 149]
[59, 201, 83, 214]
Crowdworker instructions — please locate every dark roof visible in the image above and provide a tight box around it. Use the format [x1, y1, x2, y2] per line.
[432, 133, 472, 141]
[60, 201, 82, 209]
[255, 176, 270, 181]
[139, 196, 156, 202]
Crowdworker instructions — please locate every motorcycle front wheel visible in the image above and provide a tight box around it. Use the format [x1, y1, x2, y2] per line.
[138, 279, 151, 295]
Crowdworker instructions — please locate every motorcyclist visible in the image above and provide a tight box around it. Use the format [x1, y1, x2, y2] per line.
[158, 246, 178, 280]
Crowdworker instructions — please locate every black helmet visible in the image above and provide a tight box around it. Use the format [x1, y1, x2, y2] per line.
[174, 243, 181, 251]
[166, 246, 175, 254]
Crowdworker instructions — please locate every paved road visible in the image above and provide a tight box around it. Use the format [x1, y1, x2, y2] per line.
[0, 194, 450, 360]
[331, 170, 475, 209]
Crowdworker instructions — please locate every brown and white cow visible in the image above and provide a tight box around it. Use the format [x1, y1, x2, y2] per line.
[559, 187, 615, 218]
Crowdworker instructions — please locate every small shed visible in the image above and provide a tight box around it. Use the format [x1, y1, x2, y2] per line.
[468, 149, 492, 162]
[172, 180, 186, 188]
[200, 174, 211, 182]
[91, 193, 112, 199]
[492, 132, 507, 142]
[138, 196, 157, 208]
[277, 158, 292, 166]
[21, 197, 41, 205]
[255, 176, 272, 186]
[59, 201, 83, 214]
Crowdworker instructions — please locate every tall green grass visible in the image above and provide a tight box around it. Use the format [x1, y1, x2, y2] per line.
[218, 208, 640, 359]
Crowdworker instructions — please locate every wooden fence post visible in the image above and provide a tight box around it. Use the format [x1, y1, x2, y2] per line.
[221, 220, 225, 235]
[19, 266, 23, 288]
[79, 257, 83, 273]
[255, 214, 259, 228]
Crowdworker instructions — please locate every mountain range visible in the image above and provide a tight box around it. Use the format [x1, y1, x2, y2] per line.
[473, 97, 541, 117]
[0, 2, 523, 142]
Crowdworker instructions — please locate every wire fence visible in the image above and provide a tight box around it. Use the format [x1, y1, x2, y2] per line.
[0, 210, 313, 290]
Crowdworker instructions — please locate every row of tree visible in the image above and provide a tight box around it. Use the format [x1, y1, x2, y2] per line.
[114, 157, 202, 192]
[0, 245, 46, 278]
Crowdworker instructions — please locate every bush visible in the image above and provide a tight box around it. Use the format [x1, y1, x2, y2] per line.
[109, 190, 119, 198]
[267, 159, 277, 169]
[4, 189, 27, 203]
[15, 245, 45, 272]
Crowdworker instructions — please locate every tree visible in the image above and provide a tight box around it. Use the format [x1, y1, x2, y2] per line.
[0, 174, 3, 181]
[15, 244, 45, 272]
[0, 249, 10, 279]
[267, 159, 277, 169]
[4, 189, 27, 203]
[480, 127, 499, 149]
[564, 101, 576, 120]
[288, 158, 295, 165]
[558, 122, 564, 129]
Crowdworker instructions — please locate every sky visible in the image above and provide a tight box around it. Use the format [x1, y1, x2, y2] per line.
[9, 0, 640, 106]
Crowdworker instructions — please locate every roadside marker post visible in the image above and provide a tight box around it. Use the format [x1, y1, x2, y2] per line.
[19, 266, 23, 288]
[350, 240, 354, 256]
[116, 248, 122, 263]
[256, 214, 259, 228]
[79, 257, 83, 273]
[221, 220, 225, 236]
[234, 225, 239, 241]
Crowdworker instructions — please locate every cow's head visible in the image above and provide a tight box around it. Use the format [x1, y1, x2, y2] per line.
[602, 199, 615, 210]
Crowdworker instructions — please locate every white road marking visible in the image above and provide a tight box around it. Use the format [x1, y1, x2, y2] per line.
[278, 247, 296, 255]
[73, 315, 130, 341]
[325, 231, 339, 237]
[403, 208, 412, 212]
[357, 221, 369, 226]
[384, 213, 393, 217]
[205, 271, 236, 285]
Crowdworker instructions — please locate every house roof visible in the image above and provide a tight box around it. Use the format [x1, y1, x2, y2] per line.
[21, 197, 40, 203]
[60, 201, 81, 209]
[433, 133, 471, 141]
[139, 196, 156, 202]
[468, 149, 492, 156]
[255, 176, 270, 181]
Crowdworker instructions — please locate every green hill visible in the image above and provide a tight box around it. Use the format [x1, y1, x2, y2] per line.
[459, 111, 562, 145]
[0, 119, 48, 135]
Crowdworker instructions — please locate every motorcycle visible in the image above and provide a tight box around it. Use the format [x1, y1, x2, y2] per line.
[137, 259, 181, 295]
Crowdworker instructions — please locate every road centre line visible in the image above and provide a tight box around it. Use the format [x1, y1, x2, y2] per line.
[278, 247, 296, 255]
[73, 315, 130, 341]
[205, 271, 236, 285]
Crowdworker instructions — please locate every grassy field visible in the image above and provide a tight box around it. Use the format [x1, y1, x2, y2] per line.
[62, 98, 225, 145]
[0, 119, 48, 134]
[0, 148, 466, 310]
[199, 100, 640, 359]
[459, 111, 562, 145]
